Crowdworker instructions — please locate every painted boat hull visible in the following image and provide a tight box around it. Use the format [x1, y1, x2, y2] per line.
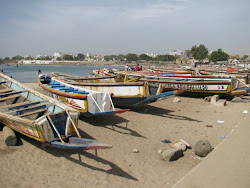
[38, 75, 129, 116]
[0, 73, 111, 150]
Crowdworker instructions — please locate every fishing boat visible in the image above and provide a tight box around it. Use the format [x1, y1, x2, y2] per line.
[50, 73, 185, 107]
[139, 77, 244, 96]
[38, 74, 129, 115]
[0, 73, 112, 150]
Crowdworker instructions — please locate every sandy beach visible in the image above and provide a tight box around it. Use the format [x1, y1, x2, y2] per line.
[0, 83, 249, 188]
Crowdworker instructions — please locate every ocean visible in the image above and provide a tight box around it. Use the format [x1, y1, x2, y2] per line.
[0, 64, 123, 83]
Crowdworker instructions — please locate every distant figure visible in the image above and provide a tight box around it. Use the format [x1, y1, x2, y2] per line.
[135, 64, 140, 71]
[124, 64, 129, 71]
[140, 65, 142, 71]
[1, 69, 4, 74]
[38, 69, 42, 75]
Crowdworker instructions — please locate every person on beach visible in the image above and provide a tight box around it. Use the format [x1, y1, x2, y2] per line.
[1, 69, 4, 74]
[124, 64, 129, 71]
[38, 69, 42, 75]
[135, 64, 140, 71]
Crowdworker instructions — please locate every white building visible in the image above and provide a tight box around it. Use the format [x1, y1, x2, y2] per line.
[169, 50, 184, 56]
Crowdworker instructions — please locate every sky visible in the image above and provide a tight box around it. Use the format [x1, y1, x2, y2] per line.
[0, 0, 250, 58]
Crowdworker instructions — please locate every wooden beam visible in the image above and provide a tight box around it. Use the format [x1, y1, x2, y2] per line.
[0, 94, 21, 102]
[19, 109, 47, 117]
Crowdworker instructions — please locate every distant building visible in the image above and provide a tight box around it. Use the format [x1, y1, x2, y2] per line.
[169, 49, 184, 56]
[146, 53, 157, 58]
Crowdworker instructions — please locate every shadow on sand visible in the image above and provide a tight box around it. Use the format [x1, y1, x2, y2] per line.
[19, 134, 138, 181]
[128, 105, 202, 122]
[80, 115, 147, 139]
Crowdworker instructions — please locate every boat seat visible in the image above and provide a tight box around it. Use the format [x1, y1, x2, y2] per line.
[19, 108, 47, 117]
[0, 90, 28, 97]
[51, 85, 65, 88]
[8, 101, 45, 111]
[0, 94, 21, 102]
[0, 88, 13, 93]
[14, 104, 47, 115]
[59, 87, 73, 90]
[0, 101, 31, 110]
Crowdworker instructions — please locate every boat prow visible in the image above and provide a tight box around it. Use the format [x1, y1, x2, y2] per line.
[50, 137, 113, 150]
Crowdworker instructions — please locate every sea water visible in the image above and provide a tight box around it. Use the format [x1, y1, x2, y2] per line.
[0, 64, 123, 83]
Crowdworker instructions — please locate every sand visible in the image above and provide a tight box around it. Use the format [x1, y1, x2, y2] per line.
[0, 83, 249, 188]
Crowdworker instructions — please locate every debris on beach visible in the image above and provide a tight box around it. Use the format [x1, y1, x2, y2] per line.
[217, 120, 225, 124]
[242, 110, 248, 114]
[194, 139, 213, 157]
[173, 98, 181, 103]
[158, 149, 163, 154]
[221, 135, 226, 138]
[231, 97, 244, 103]
[180, 139, 192, 149]
[132, 149, 139, 153]
[161, 139, 171, 144]
[161, 148, 184, 161]
[170, 141, 187, 151]
[206, 123, 213, 128]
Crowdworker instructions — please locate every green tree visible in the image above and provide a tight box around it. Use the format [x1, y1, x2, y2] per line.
[75, 53, 85, 61]
[117, 54, 126, 61]
[190, 44, 208, 62]
[12, 55, 23, 61]
[154, 55, 176, 61]
[63, 54, 74, 61]
[139, 54, 152, 61]
[209, 49, 229, 62]
[4, 57, 10, 61]
[125, 53, 138, 61]
[104, 55, 117, 61]
[241, 55, 249, 60]
[56, 57, 62, 61]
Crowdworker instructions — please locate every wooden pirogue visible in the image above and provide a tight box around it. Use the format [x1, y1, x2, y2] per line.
[38, 74, 130, 116]
[0, 73, 112, 150]
[50, 72, 185, 107]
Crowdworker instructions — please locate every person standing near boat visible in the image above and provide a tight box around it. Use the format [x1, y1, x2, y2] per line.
[135, 64, 140, 71]
[124, 64, 129, 71]
[38, 69, 42, 75]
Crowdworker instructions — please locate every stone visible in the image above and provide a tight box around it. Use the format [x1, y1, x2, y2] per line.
[3, 126, 17, 146]
[231, 97, 244, 103]
[161, 148, 184, 161]
[194, 139, 213, 157]
[210, 95, 226, 106]
[173, 98, 181, 103]
[211, 95, 219, 103]
[204, 96, 212, 102]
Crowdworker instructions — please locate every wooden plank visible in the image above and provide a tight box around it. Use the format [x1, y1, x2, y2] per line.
[18, 108, 47, 117]
[0, 101, 31, 110]
[15, 104, 47, 115]
[0, 88, 13, 93]
[0, 94, 21, 102]
[0, 90, 28, 97]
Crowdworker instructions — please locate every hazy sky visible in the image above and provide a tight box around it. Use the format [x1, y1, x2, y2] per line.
[0, 0, 250, 58]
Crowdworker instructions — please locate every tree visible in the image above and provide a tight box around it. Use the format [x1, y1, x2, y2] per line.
[104, 55, 117, 61]
[75, 53, 85, 61]
[56, 57, 62, 61]
[209, 49, 229, 62]
[117, 54, 126, 61]
[63, 54, 74, 61]
[190, 44, 208, 62]
[125, 53, 138, 61]
[139, 54, 152, 61]
[4, 57, 10, 61]
[154, 55, 176, 61]
[241, 55, 249, 60]
[12, 55, 23, 61]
